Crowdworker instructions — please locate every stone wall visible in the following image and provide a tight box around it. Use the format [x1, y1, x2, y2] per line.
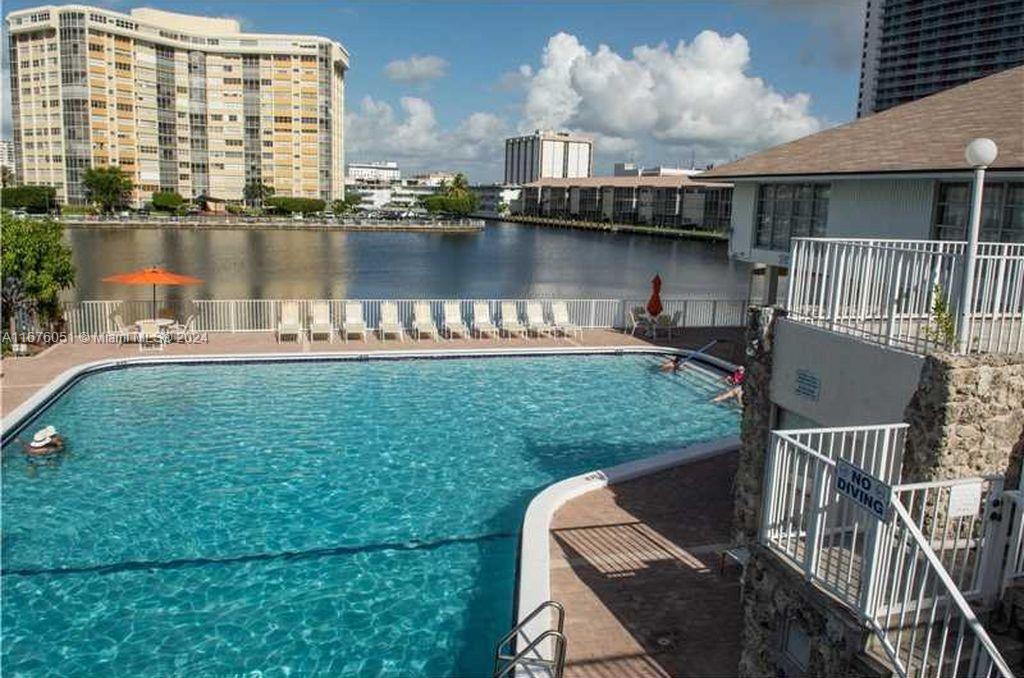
[733, 305, 783, 544]
[902, 352, 1024, 484]
[739, 546, 887, 677]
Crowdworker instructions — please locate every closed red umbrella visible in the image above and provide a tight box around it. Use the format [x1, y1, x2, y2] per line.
[646, 274, 663, 318]
[102, 266, 203, 319]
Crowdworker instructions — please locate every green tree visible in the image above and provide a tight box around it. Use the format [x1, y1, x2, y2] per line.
[1, 166, 14, 188]
[82, 166, 134, 213]
[421, 193, 478, 216]
[443, 173, 470, 199]
[332, 194, 362, 215]
[0, 212, 75, 321]
[265, 196, 325, 214]
[2, 185, 57, 213]
[151, 191, 185, 212]
[243, 180, 275, 207]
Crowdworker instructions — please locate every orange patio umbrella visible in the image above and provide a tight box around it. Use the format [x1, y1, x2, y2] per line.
[646, 274, 663, 318]
[102, 266, 203, 319]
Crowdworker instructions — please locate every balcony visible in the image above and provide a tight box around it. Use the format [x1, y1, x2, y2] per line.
[786, 238, 1024, 355]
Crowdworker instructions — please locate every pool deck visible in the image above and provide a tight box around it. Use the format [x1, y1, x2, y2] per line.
[550, 451, 741, 677]
[0, 327, 744, 416]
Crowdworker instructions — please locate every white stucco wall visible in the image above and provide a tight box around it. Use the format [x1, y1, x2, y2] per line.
[770, 318, 925, 426]
[727, 177, 940, 267]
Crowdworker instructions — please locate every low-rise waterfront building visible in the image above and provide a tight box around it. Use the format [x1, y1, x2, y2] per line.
[470, 183, 520, 218]
[512, 175, 733, 232]
[344, 174, 446, 212]
[345, 161, 400, 183]
[702, 65, 1024, 302]
[504, 130, 593, 185]
[5, 4, 348, 206]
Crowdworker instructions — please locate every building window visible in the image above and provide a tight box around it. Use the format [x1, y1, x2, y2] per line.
[933, 181, 1024, 243]
[755, 183, 830, 251]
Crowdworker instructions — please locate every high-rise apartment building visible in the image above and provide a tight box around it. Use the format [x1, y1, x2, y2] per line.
[504, 130, 593, 185]
[857, 0, 1024, 117]
[5, 5, 348, 205]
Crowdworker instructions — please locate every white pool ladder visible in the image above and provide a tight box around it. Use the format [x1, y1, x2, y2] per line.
[493, 600, 567, 678]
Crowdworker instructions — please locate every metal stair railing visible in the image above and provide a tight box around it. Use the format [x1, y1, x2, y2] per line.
[494, 600, 566, 678]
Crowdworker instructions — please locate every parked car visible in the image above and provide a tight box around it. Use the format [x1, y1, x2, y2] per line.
[291, 212, 304, 221]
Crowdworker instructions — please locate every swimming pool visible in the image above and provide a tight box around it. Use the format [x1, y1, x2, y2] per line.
[1, 353, 739, 676]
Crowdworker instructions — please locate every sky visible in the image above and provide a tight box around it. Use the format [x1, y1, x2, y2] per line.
[1, 0, 868, 182]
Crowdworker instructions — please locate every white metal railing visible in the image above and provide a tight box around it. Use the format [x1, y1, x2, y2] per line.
[786, 238, 1024, 355]
[760, 423, 1012, 677]
[999, 490, 1024, 596]
[61, 297, 749, 336]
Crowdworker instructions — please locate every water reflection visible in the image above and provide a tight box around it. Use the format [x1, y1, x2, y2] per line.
[66, 221, 751, 302]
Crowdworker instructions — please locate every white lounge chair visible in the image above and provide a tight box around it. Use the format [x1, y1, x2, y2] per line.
[137, 319, 165, 351]
[379, 302, 405, 341]
[628, 307, 652, 336]
[167, 314, 196, 343]
[341, 301, 368, 342]
[309, 301, 334, 342]
[110, 313, 135, 344]
[526, 301, 554, 337]
[277, 301, 302, 342]
[551, 301, 581, 339]
[472, 302, 500, 340]
[500, 302, 528, 339]
[443, 301, 469, 339]
[412, 302, 439, 340]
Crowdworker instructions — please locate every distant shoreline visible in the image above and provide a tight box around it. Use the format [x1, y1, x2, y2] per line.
[502, 215, 728, 241]
[58, 218, 485, 233]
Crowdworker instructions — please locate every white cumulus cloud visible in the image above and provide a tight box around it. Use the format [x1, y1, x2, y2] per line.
[345, 96, 507, 174]
[384, 55, 449, 84]
[518, 30, 823, 164]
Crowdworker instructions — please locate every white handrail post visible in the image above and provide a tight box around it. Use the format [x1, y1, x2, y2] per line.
[977, 478, 1008, 609]
[804, 461, 827, 581]
[859, 518, 886, 620]
[230, 301, 237, 333]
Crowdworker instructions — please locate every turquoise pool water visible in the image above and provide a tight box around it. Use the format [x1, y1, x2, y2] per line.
[1, 354, 739, 676]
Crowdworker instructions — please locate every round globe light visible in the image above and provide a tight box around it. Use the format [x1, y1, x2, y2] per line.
[965, 138, 998, 168]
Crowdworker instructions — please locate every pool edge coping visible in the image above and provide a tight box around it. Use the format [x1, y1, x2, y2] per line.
[2, 346, 737, 443]
[514, 435, 741, 668]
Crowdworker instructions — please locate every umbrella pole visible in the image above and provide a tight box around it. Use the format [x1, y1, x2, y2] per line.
[152, 284, 156, 320]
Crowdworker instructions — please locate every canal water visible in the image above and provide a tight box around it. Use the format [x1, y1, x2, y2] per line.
[65, 220, 751, 302]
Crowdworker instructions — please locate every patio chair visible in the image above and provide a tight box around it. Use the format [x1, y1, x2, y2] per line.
[137, 319, 165, 351]
[379, 302, 405, 341]
[443, 301, 469, 339]
[526, 301, 554, 337]
[653, 310, 682, 340]
[110, 314, 135, 344]
[167, 314, 196, 342]
[500, 302, 528, 339]
[277, 301, 302, 342]
[309, 301, 334, 342]
[628, 307, 652, 336]
[412, 302, 439, 340]
[472, 302, 500, 340]
[551, 301, 582, 339]
[341, 302, 369, 342]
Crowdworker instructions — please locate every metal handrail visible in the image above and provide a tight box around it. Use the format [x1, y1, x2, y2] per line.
[494, 601, 566, 678]
[494, 630, 567, 678]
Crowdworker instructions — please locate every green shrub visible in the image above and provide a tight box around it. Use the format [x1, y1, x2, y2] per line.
[151, 191, 185, 212]
[265, 196, 325, 214]
[2, 185, 57, 213]
[421, 193, 478, 216]
[60, 203, 97, 216]
[1, 212, 75, 321]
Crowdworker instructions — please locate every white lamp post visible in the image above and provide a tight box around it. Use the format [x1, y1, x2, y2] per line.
[957, 138, 998, 353]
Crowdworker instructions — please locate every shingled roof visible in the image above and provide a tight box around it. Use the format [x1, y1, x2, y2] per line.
[701, 66, 1024, 179]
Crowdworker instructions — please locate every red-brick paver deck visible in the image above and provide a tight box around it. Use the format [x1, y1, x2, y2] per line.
[550, 451, 741, 677]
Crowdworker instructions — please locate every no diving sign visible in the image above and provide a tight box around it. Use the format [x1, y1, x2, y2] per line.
[835, 459, 893, 523]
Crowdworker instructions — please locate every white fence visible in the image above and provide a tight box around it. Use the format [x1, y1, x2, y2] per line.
[62, 297, 749, 336]
[786, 238, 1024, 354]
[760, 423, 1012, 677]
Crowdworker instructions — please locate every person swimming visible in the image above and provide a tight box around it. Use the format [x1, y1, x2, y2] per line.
[712, 366, 746, 405]
[659, 355, 684, 372]
[20, 426, 65, 457]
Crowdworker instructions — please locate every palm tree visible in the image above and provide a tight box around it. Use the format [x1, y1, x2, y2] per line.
[243, 180, 274, 208]
[2, 276, 37, 345]
[445, 173, 470, 199]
